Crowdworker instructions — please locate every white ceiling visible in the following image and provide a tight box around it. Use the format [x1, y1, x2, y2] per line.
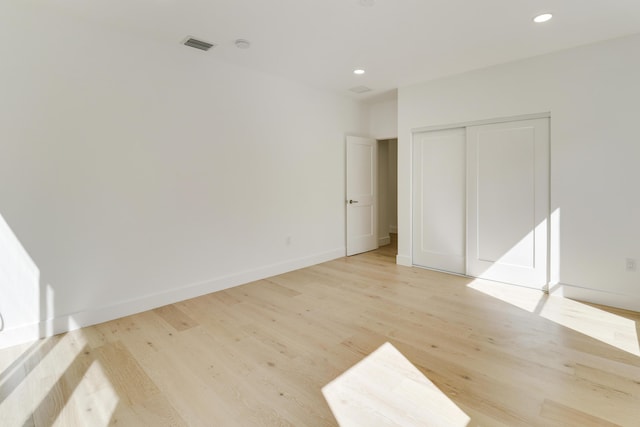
[41, 0, 640, 100]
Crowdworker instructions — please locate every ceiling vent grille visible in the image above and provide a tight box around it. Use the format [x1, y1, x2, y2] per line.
[184, 37, 215, 51]
[349, 86, 372, 94]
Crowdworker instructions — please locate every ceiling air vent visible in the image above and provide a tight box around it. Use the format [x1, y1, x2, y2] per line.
[349, 86, 372, 94]
[184, 37, 215, 51]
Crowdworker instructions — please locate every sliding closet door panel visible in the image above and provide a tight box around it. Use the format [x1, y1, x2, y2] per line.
[477, 128, 535, 266]
[467, 118, 549, 288]
[412, 128, 465, 274]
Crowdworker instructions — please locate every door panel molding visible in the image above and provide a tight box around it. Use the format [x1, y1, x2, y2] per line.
[412, 128, 466, 274]
[466, 118, 549, 289]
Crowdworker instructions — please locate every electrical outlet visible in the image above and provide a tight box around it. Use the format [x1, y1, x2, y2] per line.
[625, 258, 637, 272]
[286, 236, 292, 245]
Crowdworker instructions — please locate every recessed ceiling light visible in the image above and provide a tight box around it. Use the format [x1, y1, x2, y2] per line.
[235, 39, 251, 49]
[359, 0, 375, 7]
[353, 69, 365, 75]
[533, 13, 553, 23]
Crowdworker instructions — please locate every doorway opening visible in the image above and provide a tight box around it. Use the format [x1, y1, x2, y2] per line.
[377, 138, 398, 256]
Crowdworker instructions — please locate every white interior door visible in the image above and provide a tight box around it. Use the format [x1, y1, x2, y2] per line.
[412, 128, 466, 273]
[466, 118, 549, 289]
[346, 136, 377, 256]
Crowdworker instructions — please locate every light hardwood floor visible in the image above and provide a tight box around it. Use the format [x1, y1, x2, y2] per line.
[1, 237, 640, 426]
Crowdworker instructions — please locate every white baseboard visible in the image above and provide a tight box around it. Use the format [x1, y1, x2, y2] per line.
[550, 283, 640, 312]
[0, 248, 346, 349]
[378, 235, 391, 246]
[396, 254, 412, 267]
[389, 225, 398, 234]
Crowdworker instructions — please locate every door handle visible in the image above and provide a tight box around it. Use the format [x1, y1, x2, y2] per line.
[349, 199, 359, 204]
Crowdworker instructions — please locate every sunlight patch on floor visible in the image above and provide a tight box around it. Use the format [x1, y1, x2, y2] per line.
[467, 279, 545, 313]
[0, 338, 72, 425]
[52, 360, 120, 426]
[0, 330, 119, 426]
[322, 342, 470, 427]
[468, 279, 640, 357]
[539, 297, 640, 357]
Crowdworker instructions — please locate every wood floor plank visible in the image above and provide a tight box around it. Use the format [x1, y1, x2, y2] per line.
[93, 341, 163, 407]
[539, 399, 623, 427]
[152, 303, 199, 332]
[1, 238, 639, 426]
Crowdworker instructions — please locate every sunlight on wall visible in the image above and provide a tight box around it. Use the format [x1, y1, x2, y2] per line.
[467, 279, 640, 357]
[465, 206, 563, 293]
[322, 342, 470, 427]
[45, 283, 55, 336]
[471, 217, 547, 289]
[549, 207, 561, 285]
[0, 213, 40, 338]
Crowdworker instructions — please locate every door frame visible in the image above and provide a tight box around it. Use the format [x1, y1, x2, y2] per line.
[411, 112, 550, 134]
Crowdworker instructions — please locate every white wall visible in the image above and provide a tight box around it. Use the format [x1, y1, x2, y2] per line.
[0, 3, 367, 347]
[368, 93, 398, 140]
[398, 34, 640, 310]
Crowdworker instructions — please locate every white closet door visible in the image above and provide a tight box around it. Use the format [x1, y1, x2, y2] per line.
[412, 128, 466, 274]
[466, 118, 549, 289]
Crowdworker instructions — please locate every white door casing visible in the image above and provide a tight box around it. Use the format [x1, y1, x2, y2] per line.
[346, 136, 378, 256]
[466, 118, 549, 289]
[412, 128, 466, 274]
